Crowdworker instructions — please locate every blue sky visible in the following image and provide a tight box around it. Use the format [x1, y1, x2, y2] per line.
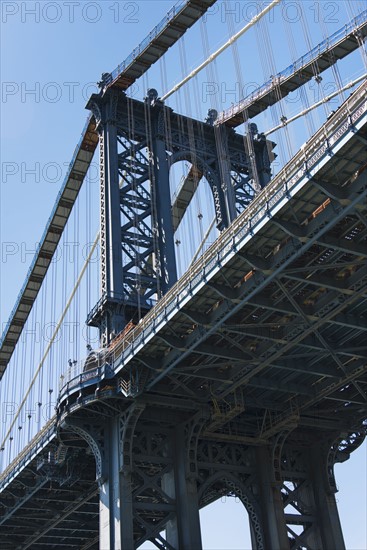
[1, 1, 366, 547]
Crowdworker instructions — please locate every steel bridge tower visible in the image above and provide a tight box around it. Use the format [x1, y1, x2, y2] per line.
[86, 87, 273, 348]
[74, 87, 277, 549]
[55, 83, 353, 550]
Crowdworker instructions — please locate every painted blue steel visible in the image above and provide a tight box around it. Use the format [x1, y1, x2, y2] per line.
[216, 9, 367, 125]
[109, 92, 367, 385]
[145, 183, 367, 389]
[59, 363, 114, 402]
[1, 88, 366, 525]
[86, 293, 157, 326]
[2, 4, 364, 370]
[0, 0, 219, 375]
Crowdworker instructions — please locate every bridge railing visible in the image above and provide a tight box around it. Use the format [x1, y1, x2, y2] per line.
[58, 359, 115, 400]
[58, 82, 366, 398]
[0, 417, 56, 488]
[106, 0, 192, 88]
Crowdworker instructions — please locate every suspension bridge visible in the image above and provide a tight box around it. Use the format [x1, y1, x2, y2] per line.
[1, 1, 367, 548]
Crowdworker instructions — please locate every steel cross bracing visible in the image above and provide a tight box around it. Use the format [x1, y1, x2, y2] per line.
[1, 413, 365, 549]
[0, 0, 218, 377]
[1, 82, 367, 550]
[216, 9, 367, 127]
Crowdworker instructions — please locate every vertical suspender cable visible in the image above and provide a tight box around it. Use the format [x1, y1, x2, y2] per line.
[0, 233, 100, 453]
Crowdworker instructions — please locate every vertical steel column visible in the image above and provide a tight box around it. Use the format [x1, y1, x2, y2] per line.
[214, 125, 237, 224]
[309, 446, 346, 550]
[152, 131, 177, 295]
[251, 125, 273, 189]
[255, 446, 289, 550]
[98, 91, 125, 344]
[99, 416, 134, 550]
[163, 426, 202, 549]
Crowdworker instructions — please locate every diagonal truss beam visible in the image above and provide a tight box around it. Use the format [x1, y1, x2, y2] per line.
[19, 487, 99, 550]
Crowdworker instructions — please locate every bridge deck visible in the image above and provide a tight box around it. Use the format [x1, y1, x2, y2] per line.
[2, 7, 365, 377]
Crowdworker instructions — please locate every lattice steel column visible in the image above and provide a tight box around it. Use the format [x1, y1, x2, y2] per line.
[251, 124, 274, 189]
[308, 446, 346, 550]
[255, 446, 289, 550]
[86, 89, 274, 340]
[214, 124, 237, 224]
[88, 90, 125, 346]
[150, 99, 178, 293]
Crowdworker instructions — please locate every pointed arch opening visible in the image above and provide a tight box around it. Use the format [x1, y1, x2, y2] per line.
[169, 155, 221, 277]
[199, 472, 264, 550]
